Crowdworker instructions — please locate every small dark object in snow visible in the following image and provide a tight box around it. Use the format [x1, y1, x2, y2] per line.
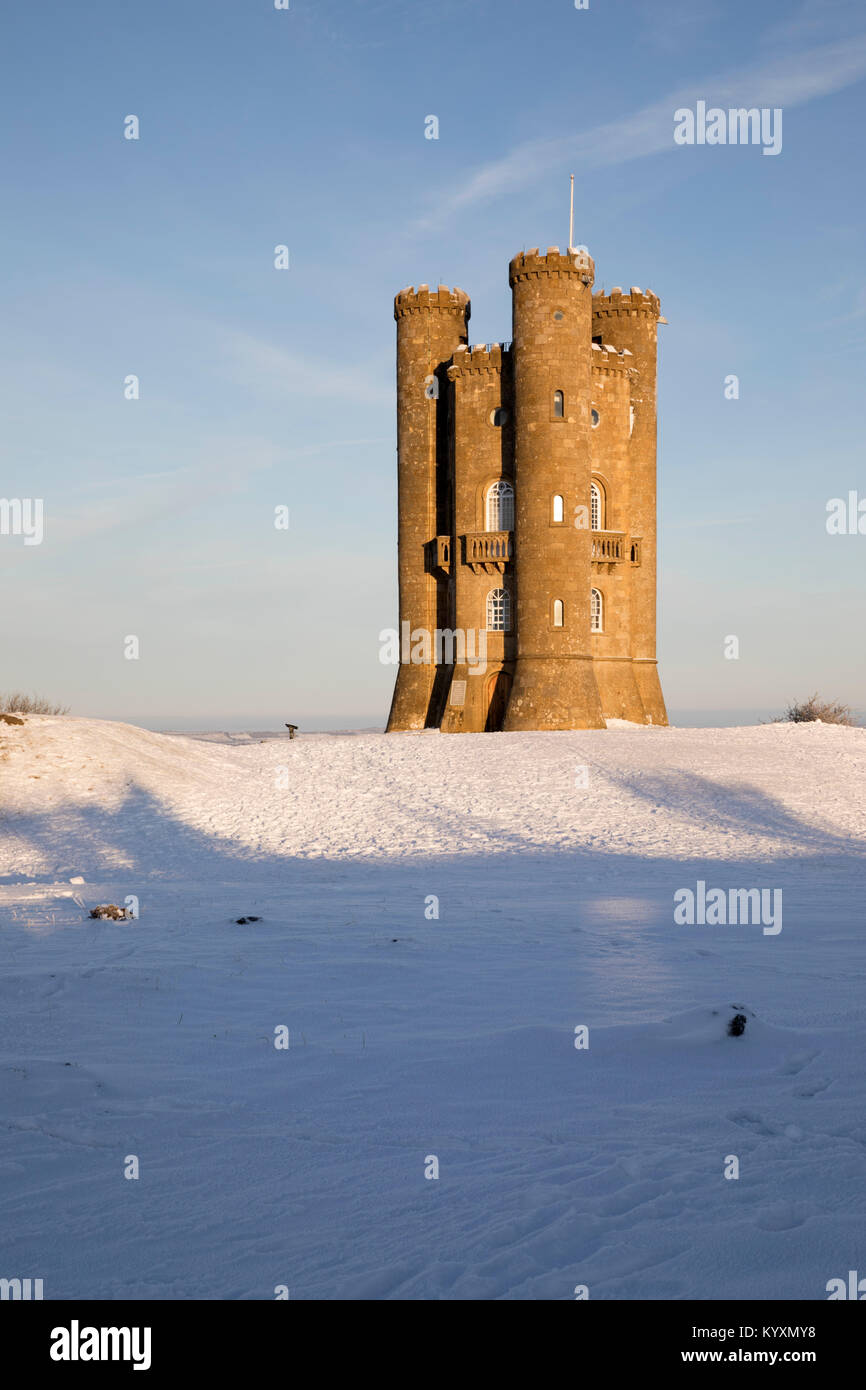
[285, 723, 298, 739]
[392, 938, 398, 943]
[89, 904, 130, 921]
[0, 712, 25, 725]
[235, 915, 261, 924]
[728, 1013, 747, 1037]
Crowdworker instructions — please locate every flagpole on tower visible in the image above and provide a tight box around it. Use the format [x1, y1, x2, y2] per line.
[568, 173, 575, 252]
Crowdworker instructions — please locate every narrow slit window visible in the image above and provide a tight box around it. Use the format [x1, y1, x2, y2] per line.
[552, 494, 563, 523]
[553, 390, 564, 418]
[553, 599, 564, 628]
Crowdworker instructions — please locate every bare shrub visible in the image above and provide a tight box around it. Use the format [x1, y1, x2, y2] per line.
[778, 694, 857, 726]
[0, 691, 69, 716]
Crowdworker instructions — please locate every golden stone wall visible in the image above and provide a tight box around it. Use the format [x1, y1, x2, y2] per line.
[387, 251, 667, 733]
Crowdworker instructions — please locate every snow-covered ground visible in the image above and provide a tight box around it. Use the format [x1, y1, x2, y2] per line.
[1, 715, 865, 1300]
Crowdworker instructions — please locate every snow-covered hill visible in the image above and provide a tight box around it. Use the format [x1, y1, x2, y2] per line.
[1, 716, 865, 1299]
[2, 714, 864, 870]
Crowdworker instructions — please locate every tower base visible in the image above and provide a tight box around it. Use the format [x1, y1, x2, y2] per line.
[439, 664, 513, 733]
[386, 664, 436, 732]
[632, 659, 668, 726]
[592, 657, 647, 723]
[502, 656, 606, 731]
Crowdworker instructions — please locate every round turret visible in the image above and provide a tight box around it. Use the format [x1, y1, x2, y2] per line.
[503, 244, 604, 730]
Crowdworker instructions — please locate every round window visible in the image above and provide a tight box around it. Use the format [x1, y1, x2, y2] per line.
[490, 408, 508, 427]
[553, 310, 564, 321]
[591, 409, 600, 428]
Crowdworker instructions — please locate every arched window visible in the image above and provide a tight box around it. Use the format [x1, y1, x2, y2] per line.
[552, 494, 563, 523]
[486, 480, 514, 532]
[553, 390, 564, 419]
[486, 588, 511, 632]
[591, 480, 604, 531]
[553, 599, 564, 628]
[591, 588, 603, 633]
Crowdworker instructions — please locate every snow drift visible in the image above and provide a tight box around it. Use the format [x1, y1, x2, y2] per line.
[1, 716, 865, 1300]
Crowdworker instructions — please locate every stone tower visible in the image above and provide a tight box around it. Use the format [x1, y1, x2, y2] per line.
[386, 243, 667, 734]
[591, 287, 667, 724]
[503, 248, 605, 730]
[386, 285, 469, 732]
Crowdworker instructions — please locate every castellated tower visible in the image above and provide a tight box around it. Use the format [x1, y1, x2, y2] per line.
[503, 248, 605, 730]
[386, 244, 668, 734]
[386, 285, 469, 732]
[591, 287, 667, 725]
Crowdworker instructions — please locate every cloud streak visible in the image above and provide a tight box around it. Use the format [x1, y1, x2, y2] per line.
[415, 34, 866, 231]
[219, 330, 392, 407]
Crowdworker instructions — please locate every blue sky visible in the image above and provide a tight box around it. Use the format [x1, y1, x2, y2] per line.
[1, 0, 864, 728]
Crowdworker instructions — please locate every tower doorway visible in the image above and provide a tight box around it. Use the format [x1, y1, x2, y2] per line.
[484, 670, 512, 732]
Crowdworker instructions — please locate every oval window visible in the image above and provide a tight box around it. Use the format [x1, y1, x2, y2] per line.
[591, 409, 600, 428]
[490, 408, 508, 427]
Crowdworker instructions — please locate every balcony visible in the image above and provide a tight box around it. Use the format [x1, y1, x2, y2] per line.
[426, 535, 452, 574]
[591, 530, 626, 565]
[462, 531, 513, 574]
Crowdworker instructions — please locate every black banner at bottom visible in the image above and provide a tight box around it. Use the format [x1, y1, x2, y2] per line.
[3, 1299, 860, 1375]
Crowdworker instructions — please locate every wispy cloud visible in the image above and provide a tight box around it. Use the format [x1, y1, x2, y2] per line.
[759, 0, 865, 50]
[665, 517, 755, 530]
[283, 437, 393, 459]
[219, 330, 392, 407]
[45, 439, 284, 546]
[415, 34, 866, 232]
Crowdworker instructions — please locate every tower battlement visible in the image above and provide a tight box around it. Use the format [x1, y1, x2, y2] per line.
[509, 246, 594, 287]
[591, 343, 634, 377]
[592, 286, 660, 319]
[447, 343, 509, 378]
[394, 284, 470, 320]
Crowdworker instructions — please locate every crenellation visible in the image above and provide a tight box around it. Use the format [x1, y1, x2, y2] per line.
[509, 246, 595, 287]
[448, 343, 508, 378]
[394, 285, 471, 320]
[591, 346, 632, 377]
[593, 286, 661, 319]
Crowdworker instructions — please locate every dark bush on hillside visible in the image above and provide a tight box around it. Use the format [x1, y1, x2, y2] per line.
[778, 694, 857, 726]
[0, 691, 68, 715]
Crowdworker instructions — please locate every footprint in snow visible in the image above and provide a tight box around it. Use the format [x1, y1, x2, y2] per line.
[727, 1110, 780, 1137]
[755, 1201, 808, 1232]
[777, 1050, 821, 1077]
